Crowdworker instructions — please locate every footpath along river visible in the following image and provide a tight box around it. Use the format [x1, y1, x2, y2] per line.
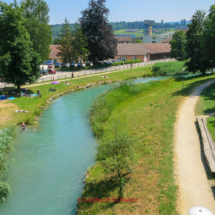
[1, 77, 168, 215]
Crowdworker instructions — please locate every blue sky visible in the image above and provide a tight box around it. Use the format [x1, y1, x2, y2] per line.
[3, 0, 215, 24]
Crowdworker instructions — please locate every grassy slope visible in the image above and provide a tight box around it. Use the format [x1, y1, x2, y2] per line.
[78, 74, 215, 215]
[0, 66, 152, 129]
[196, 82, 215, 142]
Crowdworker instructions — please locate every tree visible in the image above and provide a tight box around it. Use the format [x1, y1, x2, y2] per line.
[96, 132, 134, 198]
[202, 5, 215, 70]
[0, 2, 41, 91]
[21, 0, 52, 61]
[57, 18, 73, 65]
[169, 31, 187, 61]
[53, 38, 61, 45]
[135, 40, 143, 43]
[185, 10, 210, 74]
[79, 0, 118, 64]
[71, 23, 89, 63]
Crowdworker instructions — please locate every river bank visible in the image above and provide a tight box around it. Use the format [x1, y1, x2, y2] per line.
[78, 74, 215, 214]
[0, 66, 152, 129]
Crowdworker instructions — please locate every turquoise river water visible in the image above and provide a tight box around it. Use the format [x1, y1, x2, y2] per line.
[0, 77, 168, 215]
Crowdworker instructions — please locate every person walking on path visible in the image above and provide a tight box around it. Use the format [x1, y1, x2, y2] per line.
[72, 72, 74, 79]
[21, 122, 26, 131]
[37, 89, 41, 98]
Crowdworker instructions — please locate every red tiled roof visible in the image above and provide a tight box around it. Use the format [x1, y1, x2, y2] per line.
[143, 43, 171, 54]
[117, 43, 148, 56]
[116, 36, 133, 42]
[50, 45, 61, 58]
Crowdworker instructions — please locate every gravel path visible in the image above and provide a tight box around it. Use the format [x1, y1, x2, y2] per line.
[175, 80, 215, 215]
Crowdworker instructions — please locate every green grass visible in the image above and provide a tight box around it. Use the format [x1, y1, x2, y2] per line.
[114, 29, 144, 37]
[0, 66, 152, 129]
[196, 81, 215, 144]
[152, 61, 188, 76]
[78, 74, 215, 215]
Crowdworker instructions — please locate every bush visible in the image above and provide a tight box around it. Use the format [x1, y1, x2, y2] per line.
[110, 61, 124, 66]
[152, 61, 189, 76]
[124, 59, 142, 64]
[0, 126, 15, 203]
[0, 182, 10, 203]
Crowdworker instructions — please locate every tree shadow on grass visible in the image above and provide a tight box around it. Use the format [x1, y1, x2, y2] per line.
[79, 174, 131, 211]
[0, 88, 35, 99]
[171, 74, 215, 98]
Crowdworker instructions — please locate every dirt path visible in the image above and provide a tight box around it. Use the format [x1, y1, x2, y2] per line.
[175, 80, 215, 214]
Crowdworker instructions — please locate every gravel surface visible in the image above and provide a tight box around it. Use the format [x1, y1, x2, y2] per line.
[175, 80, 215, 214]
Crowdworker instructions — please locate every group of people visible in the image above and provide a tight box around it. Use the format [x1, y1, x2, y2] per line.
[14, 110, 30, 113]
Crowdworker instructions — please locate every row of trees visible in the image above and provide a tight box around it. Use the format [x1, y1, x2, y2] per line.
[169, 5, 215, 74]
[51, 20, 188, 37]
[0, 0, 52, 90]
[58, 0, 117, 65]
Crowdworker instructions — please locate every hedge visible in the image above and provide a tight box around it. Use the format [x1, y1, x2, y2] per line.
[124, 59, 142, 64]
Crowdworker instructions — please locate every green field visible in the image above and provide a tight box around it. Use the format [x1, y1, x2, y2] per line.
[114, 28, 175, 37]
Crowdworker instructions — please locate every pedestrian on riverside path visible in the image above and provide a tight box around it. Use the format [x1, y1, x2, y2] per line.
[72, 72, 74, 79]
[37, 89, 41, 98]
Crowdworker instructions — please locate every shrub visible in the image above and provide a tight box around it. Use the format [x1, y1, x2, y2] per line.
[0, 182, 10, 203]
[0, 126, 15, 203]
[124, 59, 142, 64]
[110, 62, 124, 66]
[152, 61, 189, 76]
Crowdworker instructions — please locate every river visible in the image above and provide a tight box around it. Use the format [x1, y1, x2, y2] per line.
[1, 76, 168, 215]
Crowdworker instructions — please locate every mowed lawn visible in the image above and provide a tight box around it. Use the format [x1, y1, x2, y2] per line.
[0, 66, 152, 129]
[78, 74, 215, 215]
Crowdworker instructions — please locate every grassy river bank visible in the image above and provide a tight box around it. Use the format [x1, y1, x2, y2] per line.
[78, 74, 215, 215]
[0, 61, 215, 212]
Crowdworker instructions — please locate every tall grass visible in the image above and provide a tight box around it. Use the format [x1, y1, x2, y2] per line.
[90, 81, 162, 138]
[152, 61, 189, 76]
[0, 126, 16, 203]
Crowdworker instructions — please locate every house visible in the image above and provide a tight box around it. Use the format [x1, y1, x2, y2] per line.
[143, 43, 171, 60]
[49, 45, 62, 63]
[115, 43, 149, 61]
[116, 36, 133, 44]
[115, 43, 171, 61]
[143, 35, 162, 43]
[49, 43, 171, 63]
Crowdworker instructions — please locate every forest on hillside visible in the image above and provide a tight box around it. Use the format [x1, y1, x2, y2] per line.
[51, 20, 189, 37]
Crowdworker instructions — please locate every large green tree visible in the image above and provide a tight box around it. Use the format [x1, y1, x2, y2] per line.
[0, 2, 41, 91]
[185, 10, 210, 74]
[21, 0, 52, 61]
[202, 5, 215, 70]
[57, 18, 73, 65]
[71, 23, 89, 63]
[169, 31, 187, 61]
[79, 0, 118, 63]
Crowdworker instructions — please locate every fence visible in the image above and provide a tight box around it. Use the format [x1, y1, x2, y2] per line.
[0, 58, 176, 88]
